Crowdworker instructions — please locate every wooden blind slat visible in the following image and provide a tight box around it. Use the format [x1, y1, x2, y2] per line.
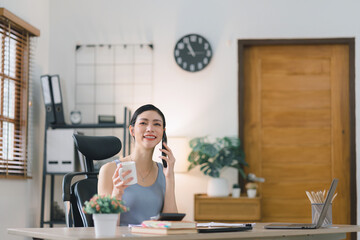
[0, 163, 27, 168]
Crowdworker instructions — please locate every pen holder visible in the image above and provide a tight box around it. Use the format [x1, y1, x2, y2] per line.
[311, 203, 332, 227]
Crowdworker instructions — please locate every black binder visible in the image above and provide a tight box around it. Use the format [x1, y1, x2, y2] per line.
[50, 75, 65, 125]
[40, 75, 56, 124]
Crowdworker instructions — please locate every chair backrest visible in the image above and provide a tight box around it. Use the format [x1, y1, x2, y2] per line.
[74, 178, 98, 227]
[73, 134, 122, 172]
[63, 134, 122, 227]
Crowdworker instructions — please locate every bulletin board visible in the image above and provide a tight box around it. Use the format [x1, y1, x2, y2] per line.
[74, 44, 154, 136]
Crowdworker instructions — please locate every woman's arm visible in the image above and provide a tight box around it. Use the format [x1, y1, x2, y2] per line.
[160, 142, 178, 213]
[98, 161, 133, 225]
[162, 176, 178, 212]
[98, 161, 133, 199]
[98, 162, 116, 196]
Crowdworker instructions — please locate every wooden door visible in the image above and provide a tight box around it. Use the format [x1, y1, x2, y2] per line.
[242, 44, 352, 227]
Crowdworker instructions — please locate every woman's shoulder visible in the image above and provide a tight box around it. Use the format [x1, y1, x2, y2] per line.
[100, 156, 132, 171]
[155, 161, 163, 170]
[120, 156, 132, 162]
[99, 161, 117, 175]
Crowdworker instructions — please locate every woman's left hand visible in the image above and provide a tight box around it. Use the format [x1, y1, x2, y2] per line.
[159, 142, 176, 179]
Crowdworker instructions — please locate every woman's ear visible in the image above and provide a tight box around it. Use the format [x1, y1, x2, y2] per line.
[129, 125, 134, 137]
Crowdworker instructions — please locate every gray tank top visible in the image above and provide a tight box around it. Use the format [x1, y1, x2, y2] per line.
[114, 160, 166, 226]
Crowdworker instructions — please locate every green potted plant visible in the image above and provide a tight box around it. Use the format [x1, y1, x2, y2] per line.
[83, 194, 129, 237]
[187, 136, 248, 197]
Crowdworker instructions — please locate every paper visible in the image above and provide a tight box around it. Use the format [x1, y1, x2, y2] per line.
[196, 222, 256, 228]
[128, 224, 142, 228]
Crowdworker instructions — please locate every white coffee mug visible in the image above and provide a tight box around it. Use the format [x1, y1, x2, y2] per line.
[119, 161, 137, 185]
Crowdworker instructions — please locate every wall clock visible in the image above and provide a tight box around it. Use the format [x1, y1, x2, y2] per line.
[174, 34, 212, 72]
[70, 110, 82, 125]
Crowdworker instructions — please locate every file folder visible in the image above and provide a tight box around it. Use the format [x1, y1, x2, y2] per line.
[40, 75, 56, 124]
[50, 75, 65, 125]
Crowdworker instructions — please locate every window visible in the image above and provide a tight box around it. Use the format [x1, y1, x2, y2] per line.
[0, 8, 39, 178]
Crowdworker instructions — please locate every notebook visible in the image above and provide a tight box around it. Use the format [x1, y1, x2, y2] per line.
[265, 178, 338, 229]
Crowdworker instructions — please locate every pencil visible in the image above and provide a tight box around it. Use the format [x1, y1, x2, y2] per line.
[306, 191, 314, 203]
[331, 193, 338, 203]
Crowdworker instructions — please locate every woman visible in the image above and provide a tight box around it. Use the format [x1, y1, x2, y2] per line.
[98, 104, 178, 226]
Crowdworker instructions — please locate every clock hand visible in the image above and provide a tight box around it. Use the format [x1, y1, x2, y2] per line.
[186, 43, 196, 57]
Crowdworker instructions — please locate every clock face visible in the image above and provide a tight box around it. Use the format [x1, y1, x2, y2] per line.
[70, 111, 81, 124]
[174, 34, 212, 72]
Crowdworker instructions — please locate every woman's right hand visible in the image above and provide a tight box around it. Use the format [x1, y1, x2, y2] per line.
[111, 163, 133, 200]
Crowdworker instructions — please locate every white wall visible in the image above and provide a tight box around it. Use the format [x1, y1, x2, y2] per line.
[0, 0, 49, 239]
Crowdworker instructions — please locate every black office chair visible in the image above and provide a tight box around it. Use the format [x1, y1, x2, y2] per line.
[62, 134, 122, 227]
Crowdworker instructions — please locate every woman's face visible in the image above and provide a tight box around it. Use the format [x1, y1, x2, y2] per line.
[131, 110, 165, 149]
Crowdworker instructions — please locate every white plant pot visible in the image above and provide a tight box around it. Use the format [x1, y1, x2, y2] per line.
[247, 189, 257, 198]
[93, 214, 118, 237]
[207, 177, 229, 197]
[232, 188, 241, 198]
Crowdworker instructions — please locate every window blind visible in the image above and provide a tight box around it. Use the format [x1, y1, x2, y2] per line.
[0, 8, 39, 178]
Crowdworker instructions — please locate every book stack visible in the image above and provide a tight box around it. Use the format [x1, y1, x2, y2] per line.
[131, 220, 197, 235]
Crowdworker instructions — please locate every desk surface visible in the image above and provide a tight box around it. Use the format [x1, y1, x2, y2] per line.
[8, 223, 360, 240]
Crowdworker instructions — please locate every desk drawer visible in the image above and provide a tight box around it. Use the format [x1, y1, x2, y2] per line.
[194, 194, 261, 222]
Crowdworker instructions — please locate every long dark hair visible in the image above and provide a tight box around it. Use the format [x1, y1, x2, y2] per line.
[130, 104, 166, 128]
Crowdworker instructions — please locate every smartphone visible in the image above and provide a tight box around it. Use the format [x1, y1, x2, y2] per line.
[162, 132, 167, 168]
[151, 213, 186, 221]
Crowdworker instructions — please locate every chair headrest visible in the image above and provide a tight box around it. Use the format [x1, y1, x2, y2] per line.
[73, 134, 122, 160]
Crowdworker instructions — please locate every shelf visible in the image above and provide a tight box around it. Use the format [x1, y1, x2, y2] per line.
[42, 220, 66, 225]
[45, 172, 69, 176]
[50, 123, 126, 129]
[45, 171, 99, 175]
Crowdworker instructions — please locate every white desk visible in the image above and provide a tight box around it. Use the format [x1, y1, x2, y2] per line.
[8, 223, 360, 240]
